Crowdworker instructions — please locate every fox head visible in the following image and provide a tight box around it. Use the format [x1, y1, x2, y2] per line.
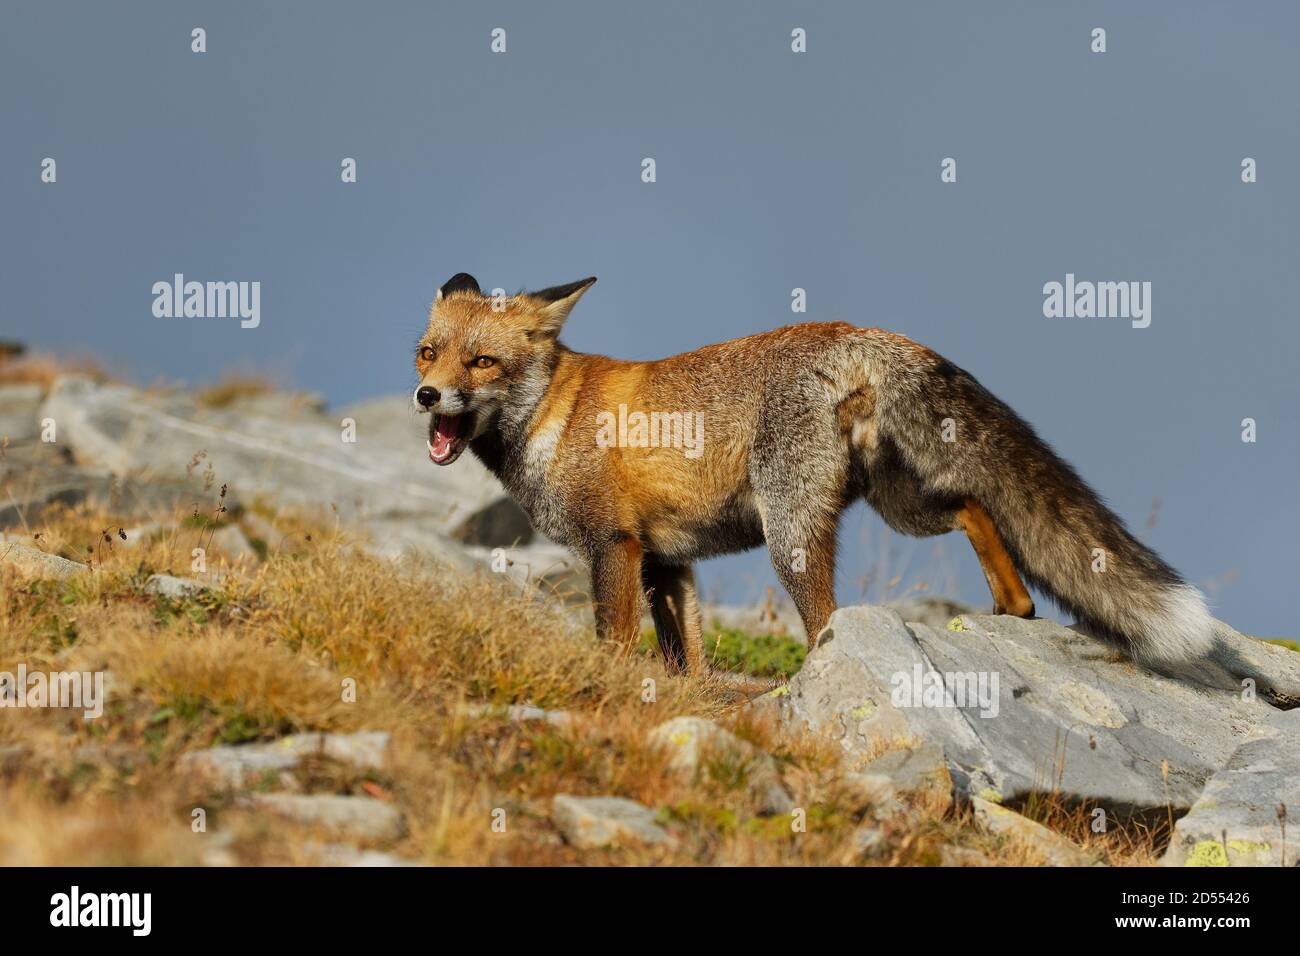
[414, 272, 596, 465]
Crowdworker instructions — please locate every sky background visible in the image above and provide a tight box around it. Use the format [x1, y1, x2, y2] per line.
[3, 1, 1297, 636]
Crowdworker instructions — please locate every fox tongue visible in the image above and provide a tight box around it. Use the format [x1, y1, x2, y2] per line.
[430, 414, 462, 460]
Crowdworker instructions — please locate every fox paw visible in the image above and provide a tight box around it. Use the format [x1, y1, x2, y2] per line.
[994, 598, 1036, 618]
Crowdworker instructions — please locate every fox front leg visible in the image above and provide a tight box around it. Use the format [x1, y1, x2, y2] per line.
[589, 536, 646, 655]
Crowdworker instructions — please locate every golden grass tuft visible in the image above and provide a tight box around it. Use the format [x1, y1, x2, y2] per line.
[193, 374, 277, 408]
[0, 354, 114, 390]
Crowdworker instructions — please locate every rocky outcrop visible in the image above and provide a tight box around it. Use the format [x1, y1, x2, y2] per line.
[778, 605, 1300, 828]
[0, 541, 88, 580]
[1161, 709, 1299, 867]
[40, 379, 503, 541]
[0, 376, 582, 588]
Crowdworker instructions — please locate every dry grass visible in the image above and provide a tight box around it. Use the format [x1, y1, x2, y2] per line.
[0, 501, 1166, 867]
[0, 352, 112, 389]
[193, 374, 277, 408]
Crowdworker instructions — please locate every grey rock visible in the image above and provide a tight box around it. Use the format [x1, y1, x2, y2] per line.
[851, 825, 886, 856]
[210, 524, 258, 562]
[463, 540, 590, 600]
[780, 604, 1297, 816]
[462, 702, 574, 728]
[32, 379, 575, 589]
[859, 742, 953, 814]
[356, 515, 480, 572]
[313, 730, 390, 769]
[971, 796, 1103, 866]
[1161, 710, 1300, 867]
[0, 383, 44, 443]
[182, 732, 390, 789]
[144, 573, 213, 601]
[43, 380, 508, 543]
[887, 596, 977, 630]
[118, 523, 167, 549]
[551, 794, 673, 850]
[647, 716, 793, 815]
[699, 596, 976, 644]
[248, 794, 405, 842]
[183, 744, 299, 788]
[841, 770, 901, 815]
[0, 542, 87, 580]
[450, 495, 535, 548]
[331, 394, 530, 545]
[239, 513, 287, 555]
[0, 451, 217, 529]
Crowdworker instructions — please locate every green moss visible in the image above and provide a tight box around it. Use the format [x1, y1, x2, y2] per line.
[658, 802, 740, 834]
[148, 585, 231, 628]
[638, 624, 806, 677]
[150, 693, 292, 746]
[21, 578, 90, 648]
[705, 626, 806, 677]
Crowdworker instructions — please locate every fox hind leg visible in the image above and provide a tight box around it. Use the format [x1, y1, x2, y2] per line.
[859, 443, 1032, 617]
[955, 498, 1035, 617]
[754, 402, 847, 646]
[760, 499, 840, 648]
[643, 558, 704, 674]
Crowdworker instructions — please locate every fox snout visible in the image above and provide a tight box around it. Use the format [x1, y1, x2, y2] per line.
[411, 383, 468, 415]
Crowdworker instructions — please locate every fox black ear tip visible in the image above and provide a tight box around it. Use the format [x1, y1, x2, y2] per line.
[440, 272, 482, 297]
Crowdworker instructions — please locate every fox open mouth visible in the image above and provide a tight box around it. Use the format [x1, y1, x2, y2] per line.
[427, 413, 471, 466]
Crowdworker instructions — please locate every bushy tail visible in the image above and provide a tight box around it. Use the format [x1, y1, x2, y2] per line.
[893, 357, 1215, 665]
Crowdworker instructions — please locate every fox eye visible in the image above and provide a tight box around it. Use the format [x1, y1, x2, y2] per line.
[472, 356, 495, 369]
[419, 346, 435, 362]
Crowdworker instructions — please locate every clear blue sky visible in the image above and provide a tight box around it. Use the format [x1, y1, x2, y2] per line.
[3, 1, 1296, 635]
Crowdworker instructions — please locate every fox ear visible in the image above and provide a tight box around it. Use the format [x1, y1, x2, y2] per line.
[528, 277, 596, 337]
[436, 273, 481, 301]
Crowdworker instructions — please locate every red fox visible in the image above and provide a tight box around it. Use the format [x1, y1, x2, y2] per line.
[413, 273, 1214, 674]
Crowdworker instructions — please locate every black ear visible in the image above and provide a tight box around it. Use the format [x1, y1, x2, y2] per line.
[527, 277, 597, 337]
[531, 277, 596, 303]
[438, 273, 481, 299]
